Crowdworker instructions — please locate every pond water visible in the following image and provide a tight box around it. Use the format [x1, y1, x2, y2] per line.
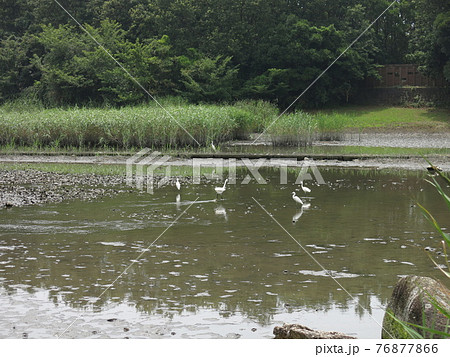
[0, 167, 447, 339]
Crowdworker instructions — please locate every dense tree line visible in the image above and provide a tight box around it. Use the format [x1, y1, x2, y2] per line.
[0, 0, 448, 107]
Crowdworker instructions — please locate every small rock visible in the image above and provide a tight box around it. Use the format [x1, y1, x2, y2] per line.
[107, 318, 117, 322]
[123, 327, 129, 332]
[22, 332, 28, 339]
[171, 331, 176, 335]
[251, 328, 257, 332]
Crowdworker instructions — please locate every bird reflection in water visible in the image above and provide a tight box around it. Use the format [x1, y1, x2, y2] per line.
[175, 194, 181, 210]
[214, 205, 227, 221]
[292, 206, 304, 223]
[292, 202, 311, 223]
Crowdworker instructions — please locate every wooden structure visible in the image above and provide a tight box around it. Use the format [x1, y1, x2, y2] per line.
[367, 64, 446, 88]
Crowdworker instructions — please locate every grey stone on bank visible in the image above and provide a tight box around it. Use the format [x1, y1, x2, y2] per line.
[273, 324, 356, 339]
[382, 275, 450, 339]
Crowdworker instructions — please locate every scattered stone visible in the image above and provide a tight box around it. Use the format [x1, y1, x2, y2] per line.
[251, 328, 257, 332]
[273, 324, 356, 339]
[92, 331, 97, 335]
[171, 331, 176, 335]
[107, 318, 117, 322]
[0, 169, 128, 208]
[123, 327, 129, 332]
[382, 275, 450, 339]
[22, 332, 28, 339]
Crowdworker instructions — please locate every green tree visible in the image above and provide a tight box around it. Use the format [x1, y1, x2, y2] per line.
[408, 0, 450, 81]
[31, 24, 96, 105]
[0, 35, 35, 101]
[93, 34, 178, 104]
[434, 11, 450, 80]
[179, 52, 238, 103]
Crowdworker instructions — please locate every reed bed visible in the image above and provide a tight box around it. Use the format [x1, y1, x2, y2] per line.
[267, 111, 349, 146]
[267, 111, 317, 146]
[0, 100, 353, 149]
[314, 112, 347, 141]
[0, 104, 261, 149]
[233, 100, 279, 134]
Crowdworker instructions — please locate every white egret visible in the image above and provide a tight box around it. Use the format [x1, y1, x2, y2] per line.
[300, 181, 311, 193]
[292, 191, 303, 205]
[211, 141, 217, 152]
[215, 179, 228, 199]
[175, 178, 181, 191]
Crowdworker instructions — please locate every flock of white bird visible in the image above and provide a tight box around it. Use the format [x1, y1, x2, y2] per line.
[174, 176, 312, 210]
[176, 177, 229, 199]
[291, 181, 311, 205]
[178, 141, 311, 207]
[176, 141, 312, 206]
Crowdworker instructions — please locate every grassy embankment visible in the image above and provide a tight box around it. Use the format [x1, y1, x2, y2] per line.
[311, 106, 450, 131]
[0, 100, 448, 152]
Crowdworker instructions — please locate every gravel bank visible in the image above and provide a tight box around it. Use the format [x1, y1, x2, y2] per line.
[0, 169, 127, 208]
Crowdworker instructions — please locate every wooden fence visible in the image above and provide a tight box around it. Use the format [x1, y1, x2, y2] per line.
[366, 64, 446, 88]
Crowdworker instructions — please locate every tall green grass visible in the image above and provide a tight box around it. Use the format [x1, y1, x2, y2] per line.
[266, 111, 347, 146]
[314, 112, 347, 140]
[267, 112, 316, 146]
[6, 102, 443, 150]
[233, 100, 279, 133]
[0, 104, 262, 149]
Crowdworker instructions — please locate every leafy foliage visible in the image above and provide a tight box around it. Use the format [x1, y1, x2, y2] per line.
[179, 53, 238, 103]
[0, 0, 448, 107]
[407, 0, 450, 81]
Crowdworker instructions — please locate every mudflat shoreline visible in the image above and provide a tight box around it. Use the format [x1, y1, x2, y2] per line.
[1, 154, 448, 209]
[1, 129, 449, 208]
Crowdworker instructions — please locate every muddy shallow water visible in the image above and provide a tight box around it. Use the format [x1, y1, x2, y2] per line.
[0, 167, 448, 338]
